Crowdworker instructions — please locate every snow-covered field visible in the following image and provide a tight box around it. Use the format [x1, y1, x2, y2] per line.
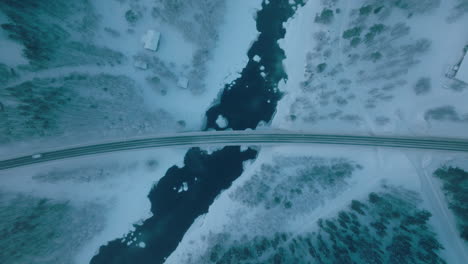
[274, 0, 468, 138]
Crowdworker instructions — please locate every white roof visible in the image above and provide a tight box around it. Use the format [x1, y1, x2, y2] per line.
[177, 77, 189, 89]
[455, 53, 468, 84]
[141, 29, 160, 51]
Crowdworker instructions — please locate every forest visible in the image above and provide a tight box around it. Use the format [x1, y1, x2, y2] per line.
[434, 166, 468, 241]
[0, 73, 175, 143]
[191, 185, 446, 264]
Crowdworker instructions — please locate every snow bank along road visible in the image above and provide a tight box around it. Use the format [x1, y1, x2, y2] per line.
[1, 130, 468, 170]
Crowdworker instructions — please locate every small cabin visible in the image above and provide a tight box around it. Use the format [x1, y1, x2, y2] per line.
[177, 77, 189, 89]
[142, 29, 161, 51]
[134, 60, 148, 70]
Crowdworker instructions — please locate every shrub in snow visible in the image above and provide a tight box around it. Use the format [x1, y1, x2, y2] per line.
[424, 106, 468, 122]
[125, 9, 141, 24]
[342, 27, 362, 39]
[390, 0, 441, 14]
[314, 8, 334, 24]
[448, 0, 468, 22]
[413, 77, 431, 95]
[359, 5, 373, 16]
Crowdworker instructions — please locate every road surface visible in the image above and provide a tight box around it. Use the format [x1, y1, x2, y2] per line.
[1, 131, 468, 170]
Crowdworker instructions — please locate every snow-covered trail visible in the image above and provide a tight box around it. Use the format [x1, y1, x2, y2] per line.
[406, 153, 468, 264]
[420, 170, 468, 263]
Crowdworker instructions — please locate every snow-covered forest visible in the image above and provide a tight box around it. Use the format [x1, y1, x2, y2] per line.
[1, 0, 468, 264]
[434, 166, 468, 242]
[0, 0, 238, 150]
[165, 146, 468, 264]
[274, 0, 468, 138]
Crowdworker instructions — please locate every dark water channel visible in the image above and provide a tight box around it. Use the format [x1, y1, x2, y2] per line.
[91, 1, 303, 263]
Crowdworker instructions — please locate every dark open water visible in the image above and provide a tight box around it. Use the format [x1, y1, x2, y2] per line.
[91, 1, 303, 263]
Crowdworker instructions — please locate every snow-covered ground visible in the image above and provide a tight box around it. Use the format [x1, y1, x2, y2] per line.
[160, 2, 468, 259]
[165, 145, 468, 263]
[0, 0, 263, 263]
[274, 0, 468, 138]
[0, 146, 188, 264]
[411, 152, 468, 257]
[89, 0, 262, 130]
[0, 0, 262, 155]
[2, 1, 468, 263]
